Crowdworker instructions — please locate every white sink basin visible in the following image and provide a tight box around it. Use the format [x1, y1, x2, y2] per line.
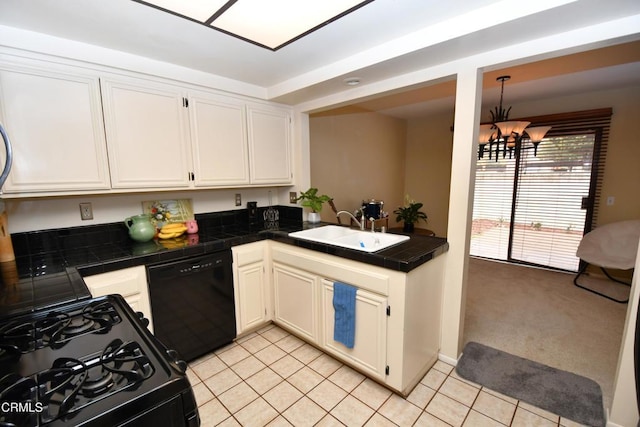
[288, 225, 409, 253]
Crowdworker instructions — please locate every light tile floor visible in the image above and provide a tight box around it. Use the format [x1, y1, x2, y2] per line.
[187, 324, 587, 427]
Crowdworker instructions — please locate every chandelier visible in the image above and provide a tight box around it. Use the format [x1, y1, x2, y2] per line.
[478, 75, 551, 161]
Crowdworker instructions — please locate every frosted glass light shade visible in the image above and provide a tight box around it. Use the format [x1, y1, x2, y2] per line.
[496, 121, 531, 141]
[525, 126, 552, 142]
[511, 121, 531, 135]
[478, 124, 495, 143]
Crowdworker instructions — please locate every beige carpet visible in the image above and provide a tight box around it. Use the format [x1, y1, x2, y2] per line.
[463, 257, 629, 411]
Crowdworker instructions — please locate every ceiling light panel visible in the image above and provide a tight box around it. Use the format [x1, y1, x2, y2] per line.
[133, 0, 373, 51]
[212, 0, 368, 50]
[137, 0, 230, 22]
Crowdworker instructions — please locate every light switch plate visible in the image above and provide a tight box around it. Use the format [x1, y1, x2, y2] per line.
[289, 192, 297, 204]
[79, 203, 93, 220]
[235, 193, 242, 206]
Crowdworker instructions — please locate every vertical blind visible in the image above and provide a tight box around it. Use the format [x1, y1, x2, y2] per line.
[470, 109, 612, 272]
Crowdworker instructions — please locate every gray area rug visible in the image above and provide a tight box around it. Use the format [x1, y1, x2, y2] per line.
[456, 342, 605, 427]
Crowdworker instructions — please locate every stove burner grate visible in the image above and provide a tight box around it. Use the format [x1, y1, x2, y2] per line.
[0, 373, 39, 426]
[33, 338, 155, 423]
[0, 301, 123, 358]
[46, 301, 122, 348]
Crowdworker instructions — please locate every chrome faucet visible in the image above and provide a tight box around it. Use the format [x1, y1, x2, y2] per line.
[370, 218, 376, 233]
[336, 210, 365, 230]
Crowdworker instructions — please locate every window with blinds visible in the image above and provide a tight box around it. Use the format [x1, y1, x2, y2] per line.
[470, 109, 611, 272]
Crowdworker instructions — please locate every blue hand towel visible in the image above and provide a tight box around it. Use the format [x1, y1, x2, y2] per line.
[333, 281, 357, 349]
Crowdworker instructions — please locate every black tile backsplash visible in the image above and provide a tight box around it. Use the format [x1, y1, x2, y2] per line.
[7, 203, 448, 281]
[11, 206, 303, 277]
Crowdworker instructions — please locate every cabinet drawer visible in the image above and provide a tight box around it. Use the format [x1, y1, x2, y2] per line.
[233, 242, 266, 267]
[83, 266, 152, 332]
[84, 268, 146, 297]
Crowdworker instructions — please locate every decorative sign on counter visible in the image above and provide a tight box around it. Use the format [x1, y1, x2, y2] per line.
[142, 199, 194, 228]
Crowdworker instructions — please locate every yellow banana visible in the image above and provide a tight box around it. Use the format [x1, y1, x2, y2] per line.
[161, 222, 186, 231]
[158, 231, 180, 239]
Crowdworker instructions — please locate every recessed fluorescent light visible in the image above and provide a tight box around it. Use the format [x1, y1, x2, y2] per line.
[133, 0, 374, 51]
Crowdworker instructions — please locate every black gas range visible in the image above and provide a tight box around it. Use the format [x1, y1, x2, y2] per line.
[0, 294, 199, 426]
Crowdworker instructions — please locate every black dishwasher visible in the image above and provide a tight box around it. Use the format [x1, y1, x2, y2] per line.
[147, 250, 236, 362]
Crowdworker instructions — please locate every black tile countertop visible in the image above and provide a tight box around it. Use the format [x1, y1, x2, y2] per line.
[268, 224, 448, 272]
[1, 207, 448, 318]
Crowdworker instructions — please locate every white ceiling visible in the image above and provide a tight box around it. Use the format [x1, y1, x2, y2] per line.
[1, 0, 639, 117]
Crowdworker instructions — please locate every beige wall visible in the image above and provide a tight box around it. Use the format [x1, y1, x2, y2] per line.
[404, 112, 454, 237]
[309, 85, 640, 235]
[601, 87, 640, 224]
[309, 111, 406, 226]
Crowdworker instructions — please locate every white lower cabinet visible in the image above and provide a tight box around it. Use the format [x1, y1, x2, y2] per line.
[269, 242, 445, 396]
[231, 241, 445, 395]
[232, 242, 271, 335]
[320, 279, 388, 380]
[272, 263, 318, 344]
[82, 265, 153, 333]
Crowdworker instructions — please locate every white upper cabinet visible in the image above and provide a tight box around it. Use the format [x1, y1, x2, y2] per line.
[0, 52, 294, 196]
[188, 92, 250, 186]
[247, 105, 292, 184]
[100, 77, 192, 189]
[0, 65, 110, 193]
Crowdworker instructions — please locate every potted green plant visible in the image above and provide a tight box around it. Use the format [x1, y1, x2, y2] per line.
[393, 195, 428, 232]
[296, 187, 331, 223]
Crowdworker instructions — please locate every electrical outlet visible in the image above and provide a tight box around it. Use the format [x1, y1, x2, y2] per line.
[79, 203, 93, 220]
[607, 196, 615, 206]
[235, 193, 242, 206]
[289, 192, 297, 204]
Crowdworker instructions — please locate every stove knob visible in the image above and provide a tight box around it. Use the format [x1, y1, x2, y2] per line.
[176, 359, 188, 373]
[136, 311, 150, 328]
[166, 349, 188, 373]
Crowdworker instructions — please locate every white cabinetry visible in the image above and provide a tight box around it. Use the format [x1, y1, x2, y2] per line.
[0, 64, 110, 193]
[100, 77, 192, 189]
[270, 242, 445, 396]
[99, 79, 293, 189]
[188, 92, 250, 186]
[272, 263, 318, 343]
[247, 105, 292, 184]
[0, 53, 294, 196]
[320, 279, 388, 380]
[82, 265, 153, 332]
[232, 242, 270, 335]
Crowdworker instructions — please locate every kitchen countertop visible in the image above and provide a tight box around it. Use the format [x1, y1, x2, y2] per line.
[1, 210, 448, 318]
[269, 223, 448, 272]
[75, 221, 448, 275]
